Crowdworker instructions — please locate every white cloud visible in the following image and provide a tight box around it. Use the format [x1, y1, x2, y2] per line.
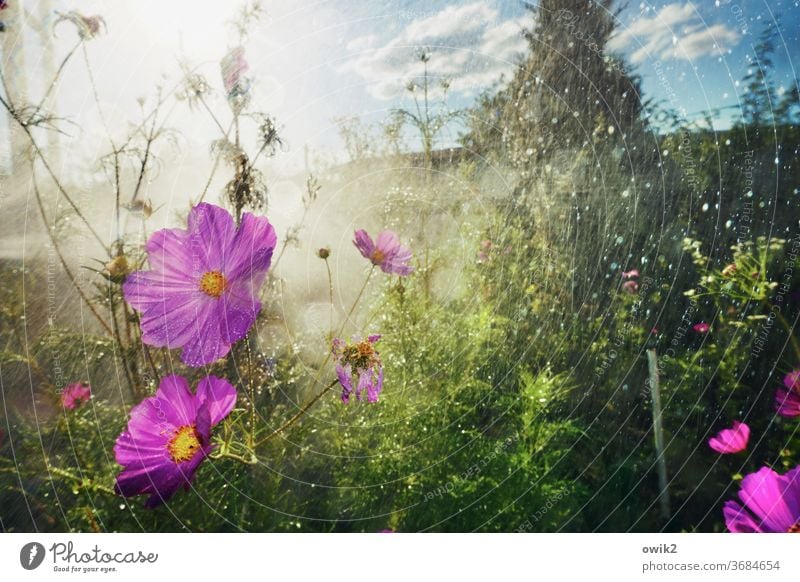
[339, 2, 527, 100]
[403, 4, 496, 43]
[608, 2, 740, 63]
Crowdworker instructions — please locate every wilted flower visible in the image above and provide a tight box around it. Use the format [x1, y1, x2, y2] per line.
[61, 382, 91, 409]
[104, 255, 130, 282]
[621, 269, 639, 279]
[353, 229, 414, 276]
[621, 280, 639, 294]
[723, 465, 800, 532]
[722, 263, 737, 277]
[114, 374, 236, 508]
[693, 322, 710, 334]
[124, 199, 153, 219]
[775, 370, 800, 418]
[708, 421, 750, 454]
[332, 335, 384, 403]
[123, 203, 277, 367]
[54, 11, 106, 40]
[221, 46, 250, 107]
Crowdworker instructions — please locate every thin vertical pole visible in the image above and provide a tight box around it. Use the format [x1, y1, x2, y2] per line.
[647, 348, 670, 521]
[2, 0, 28, 174]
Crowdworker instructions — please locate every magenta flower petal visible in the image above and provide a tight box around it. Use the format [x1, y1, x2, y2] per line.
[155, 375, 198, 426]
[219, 283, 261, 345]
[179, 305, 230, 367]
[724, 466, 800, 532]
[142, 227, 194, 279]
[776, 388, 800, 417]
[353, 229, 375, 259]
[114, 431, 169, 466]
[195, 375, 238, 426]
[723, 500, 762, 532]
[708, 421, 750, 454]
[115, 460, 186, 504]
[784, 370, 800, 391]
[336, 364, 353, 403]
[693, 322, 710, 333]
[356, 370, 371, 402]
[226, 211, 278, 283]
[114, 374, 237, 508]
[366, 368, 384, 403]
[126, 274, 211, 349]
[187, 203, 238, 272]
[195, 403, 212, 442]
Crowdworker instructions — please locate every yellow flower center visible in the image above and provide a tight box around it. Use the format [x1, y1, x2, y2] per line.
[167, 425, 202, 463]
[370, 249, 385, 264]
[199, 271, 227, 298]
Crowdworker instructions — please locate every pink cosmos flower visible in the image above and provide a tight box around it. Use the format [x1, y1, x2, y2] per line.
[622, 269, 639, 279]
[353, 229, 414, 276]
[708, 421, 750, 454]
[723, 465, 800, 532]
[332, 335, 384, 403]
[693, 322, 710, 334]
[775, 370, 800, 418]
[621, 280, 639, 294]
[114, 374, 236, 508]
[61, 382, 91, 410]
[123, 203, 277, 367]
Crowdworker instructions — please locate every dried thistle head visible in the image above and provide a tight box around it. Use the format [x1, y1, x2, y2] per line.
[304, 174, 320, 210]
[211, 139, 244, 165]
[249, 113, 282, 157]
[225, 152, 268, 219]
[229, 1, 265, 41]
[176, 71, 211, 109]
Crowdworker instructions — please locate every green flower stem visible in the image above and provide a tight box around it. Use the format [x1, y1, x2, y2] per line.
[250, 267, 375, 451]
[770, 306, 800, 362]
[256, 379, 338, 447]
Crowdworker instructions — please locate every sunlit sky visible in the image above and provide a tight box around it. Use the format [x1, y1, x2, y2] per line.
[9, 0, 800, 174]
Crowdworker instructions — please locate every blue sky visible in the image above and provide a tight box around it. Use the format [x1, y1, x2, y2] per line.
[324, 0, 800, 132]
[16, 0, 800, 172]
